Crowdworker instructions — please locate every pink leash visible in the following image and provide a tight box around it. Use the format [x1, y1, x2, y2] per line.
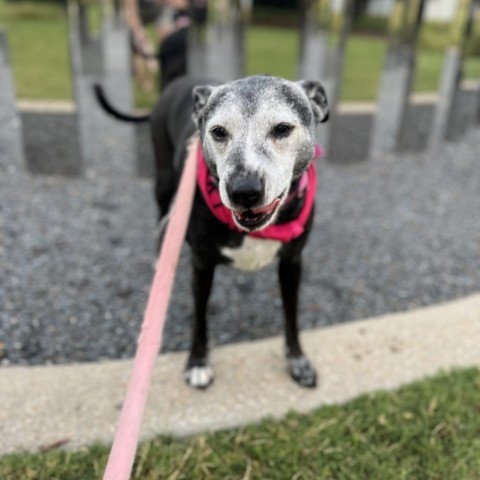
[102, 139, 198, 480]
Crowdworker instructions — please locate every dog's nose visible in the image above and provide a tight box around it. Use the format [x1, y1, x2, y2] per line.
[227, 176, 264, 209]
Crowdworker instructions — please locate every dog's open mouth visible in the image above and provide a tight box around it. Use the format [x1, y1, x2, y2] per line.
[232, 198, 281, 230]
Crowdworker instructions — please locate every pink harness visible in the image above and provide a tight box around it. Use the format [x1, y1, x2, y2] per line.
[197, 144, 323, 242]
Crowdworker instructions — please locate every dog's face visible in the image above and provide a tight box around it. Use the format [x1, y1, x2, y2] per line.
[192, 75, 328, 232]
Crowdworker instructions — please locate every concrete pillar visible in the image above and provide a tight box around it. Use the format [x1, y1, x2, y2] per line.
[429, 0, 477, 147]
[429, 48, 462, 146]
[67, 0, 102, 174]
[446, 80, 480, 140]
[188, 0, 249, 81]
[0, 30, 24, 173]
[67, 0, 135, 177]
[371, 0, 425, 156]
[101, 0, 136, 176]
[298, 0, 354, 157]
[298, 0, 329, 81]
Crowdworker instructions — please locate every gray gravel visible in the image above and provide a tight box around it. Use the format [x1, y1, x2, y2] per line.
[1, 122, 480, 366]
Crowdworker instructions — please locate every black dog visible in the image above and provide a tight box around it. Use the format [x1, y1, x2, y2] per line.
[95, 74, 328, 388]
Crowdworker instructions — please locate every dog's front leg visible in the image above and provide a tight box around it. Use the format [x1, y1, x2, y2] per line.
[184, 262, 215, 389]
[279, 256, 317, 388]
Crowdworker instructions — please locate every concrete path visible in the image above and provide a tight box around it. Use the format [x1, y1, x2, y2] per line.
[1, 294, 480, 456]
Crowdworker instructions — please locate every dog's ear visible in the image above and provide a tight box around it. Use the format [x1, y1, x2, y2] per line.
[298, 80, 329, 124]
[192, 85, 215, 128]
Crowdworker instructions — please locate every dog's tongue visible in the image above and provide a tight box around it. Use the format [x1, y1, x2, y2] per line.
[250, 198, 281, 215]
[232, 198, 281, 226]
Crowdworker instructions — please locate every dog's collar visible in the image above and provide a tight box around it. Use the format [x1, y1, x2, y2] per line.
[196, 144, 323, 242]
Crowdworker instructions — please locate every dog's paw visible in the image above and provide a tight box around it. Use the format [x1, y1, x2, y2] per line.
[184, 364, 214, 389]
[287, 356, 317, 388]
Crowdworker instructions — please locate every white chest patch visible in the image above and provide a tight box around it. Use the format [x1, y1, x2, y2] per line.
[221, 237, 282, 271]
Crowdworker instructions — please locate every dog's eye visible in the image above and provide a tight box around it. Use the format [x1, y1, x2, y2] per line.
[210, 126, 229, 142]
[271, 123, 294, 139]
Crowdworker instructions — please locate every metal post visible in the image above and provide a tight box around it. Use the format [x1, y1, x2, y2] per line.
[68, 0, 102, 172]
[188, 0, 249, 81]
[68, 0, 135, 176]
[298, 0, 354, 157]
[187, 0, 208, 77]
[371, 0, 425, 156]
[429, 0, 477, 147]
[0, 29, 25, 173]
[101, 0, 136, 175]
[298, 0, 329, 81]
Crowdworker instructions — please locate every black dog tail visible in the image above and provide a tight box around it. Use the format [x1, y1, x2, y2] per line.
[93, 83, 150, 123]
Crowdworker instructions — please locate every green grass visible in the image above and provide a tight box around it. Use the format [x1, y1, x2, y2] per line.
[2, 1, 480, 105]
[341, 36, 386, 102]
[2, 367, 480, 479]
[1, 1, 72, 100]
[246, 26, 299, 80]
